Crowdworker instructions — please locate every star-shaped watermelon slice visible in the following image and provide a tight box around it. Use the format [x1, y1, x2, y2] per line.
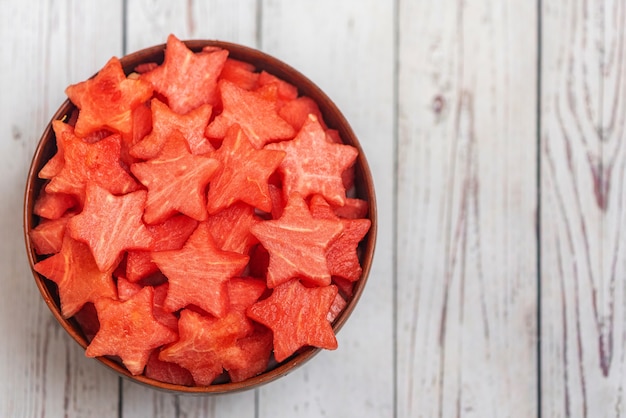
[67, 183, 154, 272]
[130, 132, 220, 224]
[65, 56, 153, 138]
[266, 114, 358, 206]
[249, 193, 343, 288]
[130, 98, 213, 159]
[141, 34, 228, 114]
[85, 286, 178, 375]
[207, 125, 285, 214]
[151, 222, 249, 318]
[309, 195, 371, 282]
[246, 279, 338, 362]
[205, 80, 296, 148]
[159, 308, 253, 386]
[45, 121, 140, 204]
[34, 234, 117, 318]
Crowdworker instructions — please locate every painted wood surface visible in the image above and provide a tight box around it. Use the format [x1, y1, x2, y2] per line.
[540, 0, 626, 416]
[2, 0, 625, 417]
[396, 1, 538, 417]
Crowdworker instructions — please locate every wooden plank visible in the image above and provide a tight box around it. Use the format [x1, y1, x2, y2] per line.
[540, 1, 626, 416]
[396, 1, 538, 416]
[125, 0, 259, 53]
[257, 1, 395, 417]
[123, 1, 259, 416]
[0, 1, 123, 417]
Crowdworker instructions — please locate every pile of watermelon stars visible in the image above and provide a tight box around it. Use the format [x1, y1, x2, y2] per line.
[29, 34, 371, 386]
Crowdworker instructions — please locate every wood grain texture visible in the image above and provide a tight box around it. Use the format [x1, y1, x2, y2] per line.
[258, 1, 395, 417]
[541, 0, 626, 416]
[0, 1, 123, 417]
[396, 1, 538, 417]
[125, 0, 259, 53]
[123, 1, 259, 416]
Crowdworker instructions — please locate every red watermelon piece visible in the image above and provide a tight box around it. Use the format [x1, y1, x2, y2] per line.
[227, 326, 273, 383]
[151, 222, 249, 318]
[207, 125, 285, 214]
[131, 132, 220, 224]
[130, 98, 213, 159]
[323, 129, 355, 190]
[86, 286, 178, 375]
[134, 62, 158, 74]
[116, 276, 142, 301]
[29, 215, 71, 255]
[257, 70, 298, 101]
[65, 56, 153, 138]
[34, 234, 117, 318]
[152, 283, 179, 332]
[159, 309, 253, 386]
[266, 114, 358, 206]
[325, 128, 342, 144]
[219, 58, 259, 91]
[268, 182, 285, 219]
[206, 202, 260, 255]
[228, 277, 267, 312]
[39, 120, 68, 179]
[205, 80, 295, 148]
[68, 183, 154, 272]
[45, 122, 140, 204]
[33, 190, 76, 220]
[145, 348, 195, 386]
[115, 278, 178, 332]
[141, 34, 228, 114]
[278, 96, 327, 132]
[326, 292, 347, 323]
[333, 198, 369, 219]
[250, 193, 343, 288]
[121, 101, 153, 163]
[332, 276, 355, 299]
[125, 214, 198, 282]
[309, 195, 371, 282]
[246, 279, 338, 362]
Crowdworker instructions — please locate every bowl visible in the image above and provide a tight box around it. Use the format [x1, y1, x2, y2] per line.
[23, 39, 377, 394]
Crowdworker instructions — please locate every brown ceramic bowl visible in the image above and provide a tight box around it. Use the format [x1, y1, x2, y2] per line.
[23, 40, 377, 394]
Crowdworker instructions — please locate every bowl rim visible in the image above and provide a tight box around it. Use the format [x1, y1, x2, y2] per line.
[23, 39, 377, 394]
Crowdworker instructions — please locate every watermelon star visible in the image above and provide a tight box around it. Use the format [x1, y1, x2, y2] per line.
[266, 114, 358, 206]
[151, 222, 249, 318]
[85, 286, 178, 375]
[33, 234, 117, 318]
[141, 34, 228, 114]
[68, 183, 154, 272]
[246, 279, 338, 362]
[131, 132, 220, 224]
[130, 98, 214, 159]
[309, 195, 371, 282]
[65, 56, 153, 138]
[45, 121, 140, 204]
[159, 309, 253, 386]
[205, 80, 296, 148]
[249, 193, 344, 288]
[207, 125, 285, 214]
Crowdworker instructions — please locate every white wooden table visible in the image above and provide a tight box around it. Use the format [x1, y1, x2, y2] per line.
[1, 1, 623, 417]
